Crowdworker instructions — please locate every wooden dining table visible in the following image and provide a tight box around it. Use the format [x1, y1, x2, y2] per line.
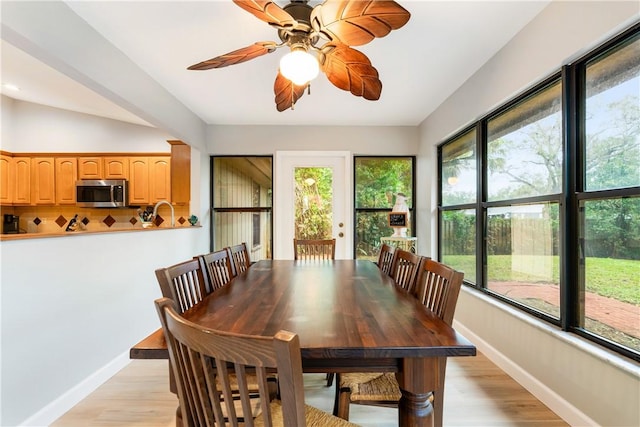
[131, 259, 476, 427]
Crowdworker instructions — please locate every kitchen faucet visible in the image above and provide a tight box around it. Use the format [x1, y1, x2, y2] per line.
[152, 200, 175, 227]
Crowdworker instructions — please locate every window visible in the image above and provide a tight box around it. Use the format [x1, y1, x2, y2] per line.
[437, 23, 639, 360]
[577, 30, 640, 352]
[440, 209, 477, 283]
[487, 81, 563, 201]
[354, 157, 415, 260]
[211, 156, 272, 260]
[440, 129, 478, 283]
[584, 34, 640, 192]
[485, 80, 563, 318]
[486, 202, 560, 319]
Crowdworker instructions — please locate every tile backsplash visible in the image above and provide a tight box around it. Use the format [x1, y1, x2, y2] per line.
[1, 204, 191, 234]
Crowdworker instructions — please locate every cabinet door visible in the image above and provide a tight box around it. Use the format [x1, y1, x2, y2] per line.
[0, 154, 13, 204]
[104, 157, 129, 179]
[170, 143, 190, 205]
[13, 157, 31, 204]
[78, 157, 103, 179]
[55, 158, 77, 204]
[129, 157, 149, 205]
[149, 157, 171, 203]
[32, 158, 56, 205]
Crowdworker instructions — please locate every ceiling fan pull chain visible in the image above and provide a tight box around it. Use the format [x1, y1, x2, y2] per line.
[291, 84, 295, 110]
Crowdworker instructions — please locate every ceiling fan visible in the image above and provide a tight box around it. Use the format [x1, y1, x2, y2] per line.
[187, 0, 411, 111]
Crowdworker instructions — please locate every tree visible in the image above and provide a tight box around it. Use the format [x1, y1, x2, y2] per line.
[486, 92, 639, 260]
[294, 167, 332, 239]
[355, 158, 412, 208]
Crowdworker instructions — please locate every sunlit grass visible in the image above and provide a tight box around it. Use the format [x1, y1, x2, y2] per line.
[444, 255, 639, 305]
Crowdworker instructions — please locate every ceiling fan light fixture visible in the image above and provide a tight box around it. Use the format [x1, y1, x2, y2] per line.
[279, 49, 319, 86]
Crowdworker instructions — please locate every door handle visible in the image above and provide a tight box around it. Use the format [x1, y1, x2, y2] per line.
[338, 232, 344, 238]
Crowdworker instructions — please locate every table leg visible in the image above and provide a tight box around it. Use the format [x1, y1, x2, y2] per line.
[175, 405, 182, 427]
[396, 358, 437, 427]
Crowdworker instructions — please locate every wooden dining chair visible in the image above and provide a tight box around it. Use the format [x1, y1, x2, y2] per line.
[155, 258, 211, 313]
[227, 242, 251, 277]
[195, 249, 234, 291]
[155, 297, 359, 427]
[376, 243, 396, 277]
[293, 238, 336, 260]
[333, 259, 464, 425]
[293, 238, 337, 386]
[388, 249, 423, 294]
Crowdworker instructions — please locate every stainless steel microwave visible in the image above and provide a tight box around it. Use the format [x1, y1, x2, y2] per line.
[76, 179, 129, 208]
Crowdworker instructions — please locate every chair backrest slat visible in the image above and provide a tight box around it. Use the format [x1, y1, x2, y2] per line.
[377, 243, 397, 276]
[413, 259, 464, 325]
[389, 249, 423, 294]
[293, 238, 336, 260]
[155, 259, 210, 313]
[155, 298, 307, 427]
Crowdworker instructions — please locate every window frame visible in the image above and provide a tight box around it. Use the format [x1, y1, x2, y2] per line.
[210, 155, 273, 256]
[353, 156, 416, 259]
[437, 22, 640, 361]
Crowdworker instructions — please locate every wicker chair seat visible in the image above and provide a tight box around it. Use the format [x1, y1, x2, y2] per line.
[256, 400, 360, 427]
[340, 372, 402, 402]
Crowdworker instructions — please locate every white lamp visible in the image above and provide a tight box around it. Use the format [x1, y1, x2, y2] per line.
[280, 48, 319, 86]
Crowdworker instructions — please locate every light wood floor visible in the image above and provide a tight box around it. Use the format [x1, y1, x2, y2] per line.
[51, 352, 568, 427]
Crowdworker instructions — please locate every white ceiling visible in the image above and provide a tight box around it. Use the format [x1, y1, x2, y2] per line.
[1, 1, 551, 128]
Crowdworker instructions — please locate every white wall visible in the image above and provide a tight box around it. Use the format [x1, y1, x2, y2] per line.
[0, 100, 209, 426]
[208, 125, 419, 155]
[4, 97, 173, 153]
[418, 2, 639, 426]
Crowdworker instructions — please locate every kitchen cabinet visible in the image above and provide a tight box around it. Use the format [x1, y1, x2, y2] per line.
[149, 157, 171, 203]
[32, 157, 56, 205]
[129, 157, 149, 205]
[13, 157, 31, 205]
[129, 156, 171, 205]
[169, 141, 190, 205]
[55, 158, 77, 204]
[0, 154, 13, 204]
[78, 156, 128, 180]
[78, 157, 103, 179]
[104, 157, 129, 179]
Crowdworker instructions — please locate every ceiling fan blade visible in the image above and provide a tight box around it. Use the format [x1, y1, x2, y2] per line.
[187, 42, 277, 70]
[319, 43, 382, 100]
[274, 71, 306, 111]
[311, 0, 410, 46]
[233, 0, 297, 28]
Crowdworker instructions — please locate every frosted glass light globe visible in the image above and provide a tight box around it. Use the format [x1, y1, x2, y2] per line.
[280, 50, 319, 86]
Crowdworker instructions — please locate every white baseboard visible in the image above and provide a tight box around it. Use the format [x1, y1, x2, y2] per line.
[453, 320, 599, 427]
[19, 351, 130, 427]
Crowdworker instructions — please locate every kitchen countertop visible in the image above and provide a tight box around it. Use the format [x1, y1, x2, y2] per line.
[0, 225, 201, 241]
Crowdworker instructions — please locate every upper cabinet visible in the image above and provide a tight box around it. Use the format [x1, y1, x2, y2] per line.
[2, 143, 190, 207]
[31, 158, 56, 205]
[55, 158, 77, 205]
[129, 156, 171, 205]
[169, 141, 190, 206]
[78, 157, 103, 179]
[13, 157, 31, 205]
[78, 157, 128, 180]
[0, 154, 13, 204]
[149, 157, 171, 204]
[129, 157, 149, 205]
[104, 157, 129, 179]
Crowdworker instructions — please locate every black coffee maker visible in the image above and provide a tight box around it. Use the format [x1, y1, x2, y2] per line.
[3, 214, 19, 234]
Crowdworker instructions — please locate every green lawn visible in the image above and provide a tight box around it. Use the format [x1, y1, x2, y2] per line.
[443, 255, 639, 305]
